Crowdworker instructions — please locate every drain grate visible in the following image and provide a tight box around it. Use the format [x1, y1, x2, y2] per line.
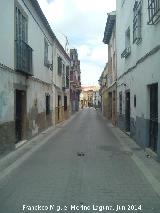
[77, 152, 85, 156]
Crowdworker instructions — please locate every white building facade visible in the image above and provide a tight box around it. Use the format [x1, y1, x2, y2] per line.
[116, 0, 160, 158]
[103, 11, 117, 125]
[92, 90, 101, 109]
[53, 39, 70, 124]
[0, 0, 71, 154]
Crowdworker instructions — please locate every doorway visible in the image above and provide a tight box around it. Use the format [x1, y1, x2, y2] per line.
[64, 96, 67, 111]
[125, 91, 130, 132]
[108, 92, 112, 119]
[15, 90, 26, 143]
[58, 95, 61, 121]
[149, 83, 158, 152]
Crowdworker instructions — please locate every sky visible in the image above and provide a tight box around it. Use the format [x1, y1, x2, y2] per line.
[37, 0, 116, 86]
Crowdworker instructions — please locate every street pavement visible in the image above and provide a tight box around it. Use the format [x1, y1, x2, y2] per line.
[0, 108, 160, 213]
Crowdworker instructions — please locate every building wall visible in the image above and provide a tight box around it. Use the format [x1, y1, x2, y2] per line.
[0, 0, 15, 69]
[116, 0, 160, 78]
[70, 49, 81, 112]
[92, 91, 101, 108]
[53, 42, 70, 124]
[102, 90, 108, 118]
[27, 80, 53, 137]
[107, 19, 117, 125]
[116, 0, 160, 157]
[18, 0, 53, 83]
[108, 23, 117, 88]
[0, 0, 54, 154]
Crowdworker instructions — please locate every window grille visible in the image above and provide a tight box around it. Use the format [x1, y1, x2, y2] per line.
[57, 56, 62, 75]
[66, 66, 70, 89]
[44, 39, 48, 66]
[62, 64, 65, 90]
[148, 0, 160, 24]
[15, 6, 33, 75]
[121, 27, 131, 58]
[133, 1, 142, 44]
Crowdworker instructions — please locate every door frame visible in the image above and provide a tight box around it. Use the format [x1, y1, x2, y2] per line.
[125, 89, 130, 132]
[149, 83, 158, 152]
[15, 89, 27, 143]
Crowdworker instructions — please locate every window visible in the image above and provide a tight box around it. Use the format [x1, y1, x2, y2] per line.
[148, 0, 160, 25]
[133, 1, 142, 44]
[44, 39, 48, 66]
[121, 27, 131, 58]
[66, 66, 70, 89]
[62, 63, 65, 90]
[46, 95, 50, 115]
[125, 27, 130, 48]
[16, 6, 28, 42]
[15, 5, 32, 75]
[119, 92, 122, 114]
[57, 56, 62, 75]
[63, 63, 65, 73]
[121, 0, 126, 7]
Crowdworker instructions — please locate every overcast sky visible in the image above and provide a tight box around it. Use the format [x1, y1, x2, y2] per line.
[37, 0, 116, 86]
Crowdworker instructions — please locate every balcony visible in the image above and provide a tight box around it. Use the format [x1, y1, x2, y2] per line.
[16, 40, 33, 75]
[121, 46, 131, 58]
[148, 0, 160, 24]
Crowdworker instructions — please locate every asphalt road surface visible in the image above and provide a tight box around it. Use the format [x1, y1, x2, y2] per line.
[0, 108, 160, 213]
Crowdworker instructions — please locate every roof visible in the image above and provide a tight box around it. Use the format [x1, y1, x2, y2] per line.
[30, 0, 70, 61]
[103, 11, 116, 44]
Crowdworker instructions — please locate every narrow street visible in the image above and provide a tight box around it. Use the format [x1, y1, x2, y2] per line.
[0, 108, 160, 213]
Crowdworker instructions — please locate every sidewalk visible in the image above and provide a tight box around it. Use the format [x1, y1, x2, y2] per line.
[99, 111, 160, 197]
[0, 111, 79, 183]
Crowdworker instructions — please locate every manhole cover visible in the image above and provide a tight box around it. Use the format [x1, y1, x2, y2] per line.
[77, 152, 85, 156]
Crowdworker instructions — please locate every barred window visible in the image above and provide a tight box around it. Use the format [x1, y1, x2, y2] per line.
[57, 56, 62, 75]
[66, 66, 70, 89]
[125, 27, 130, 48]
[148, 0, 160, 25]
[16, 6, 28, 43]
[121, 0, 126, 7]
[46, 95, 50, 115]
[133, 1, 142, 44]
[121, 27, 131, 58]
[44, 39, 48, 66]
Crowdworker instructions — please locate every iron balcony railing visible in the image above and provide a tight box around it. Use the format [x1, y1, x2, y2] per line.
[148, 0, 160, 24]
[16, 40, 33, 75]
